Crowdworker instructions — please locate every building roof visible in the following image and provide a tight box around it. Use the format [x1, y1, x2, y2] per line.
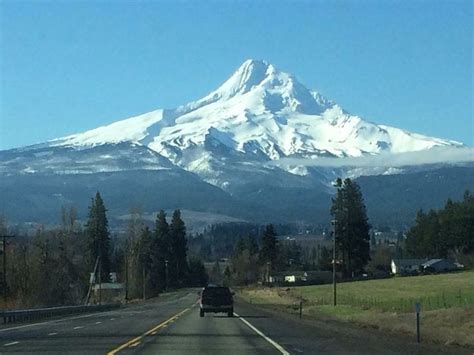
[285, 271, 307, 277]
[422, 259, 455, 267]
[392, 259, 427, 267]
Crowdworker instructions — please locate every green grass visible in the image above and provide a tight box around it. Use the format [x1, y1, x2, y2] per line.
[292, 271, 474, 312]
[239, 271, 474, 348]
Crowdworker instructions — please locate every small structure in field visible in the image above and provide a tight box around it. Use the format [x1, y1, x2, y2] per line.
[391, 259, 426, 275]
[283, 271, 333, 284]
[421, 259, 459, 273]
[284, 271, 306, 283]
[268, 273, 285, 284]
[391, 258, 463, 275]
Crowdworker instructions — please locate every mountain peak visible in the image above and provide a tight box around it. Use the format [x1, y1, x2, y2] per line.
[38, 60, 460, 164]
[179, 59, 333, 116]
[216, 59, 275, 98]
[239, 58, 271, 69]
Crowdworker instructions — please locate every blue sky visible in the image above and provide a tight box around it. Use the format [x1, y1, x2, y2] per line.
[1, 0, 472, 150]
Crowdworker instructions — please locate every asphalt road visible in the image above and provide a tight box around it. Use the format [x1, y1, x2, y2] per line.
[0, 291, 470, 354]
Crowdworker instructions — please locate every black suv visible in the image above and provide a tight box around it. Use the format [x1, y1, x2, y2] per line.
[199, 286, 234, 317]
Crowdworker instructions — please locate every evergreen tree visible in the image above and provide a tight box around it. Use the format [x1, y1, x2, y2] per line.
[234, 236, 246, 256]
[187, 257, 208, 287]
[259, 224, 278, 271]
[318, 246, 332, 271]
[370, 233, 376, 249]
[170, 210, 188, 286]
[331, 178, 371, 278]
[150, 210, 169, 292]
[209, 260, 222, 284]
[244, 234, 259, 256]
[85, 192, 111, 281]
[405, 191, 474, 259]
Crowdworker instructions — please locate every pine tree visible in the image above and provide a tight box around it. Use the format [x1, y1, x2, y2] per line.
[405, 191, 474, 259]
[170, 210, 188, 286]
[234, 236, 246, 256]
[187, 257, 208, 287]
[330, 178, 371, 278]
[244, 234, 259, 256]
[150, 210, 169, 292]
[259, 224, 278, 271]
[318, 246, 332, 271]
[85, 192, 111, 281]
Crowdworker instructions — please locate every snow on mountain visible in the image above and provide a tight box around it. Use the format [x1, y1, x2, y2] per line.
[2, 59, 463, 184]
[51, 59, 460, 159]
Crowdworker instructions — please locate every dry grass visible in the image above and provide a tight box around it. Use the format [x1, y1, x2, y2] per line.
[238, 271, 474, 348]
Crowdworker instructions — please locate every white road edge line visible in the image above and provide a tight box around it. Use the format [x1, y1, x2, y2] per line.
[4, 341, 19, 346]
[48, 332, 58, 336]
[234, 312, 289, 355]
[0, 309, 118, 333]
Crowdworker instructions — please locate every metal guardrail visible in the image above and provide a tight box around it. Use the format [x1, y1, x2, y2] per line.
[1, 303, 121, 324]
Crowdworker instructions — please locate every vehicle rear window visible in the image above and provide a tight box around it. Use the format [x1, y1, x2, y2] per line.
[203, 287, 231, 297]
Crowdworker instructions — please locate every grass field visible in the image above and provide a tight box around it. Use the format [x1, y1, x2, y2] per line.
[239, 271, 474, 348]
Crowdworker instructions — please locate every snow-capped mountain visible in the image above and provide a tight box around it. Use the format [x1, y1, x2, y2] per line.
[52, 59, 459, 160]
[1, 59, 471, 226]
[21, 58, 458, 189]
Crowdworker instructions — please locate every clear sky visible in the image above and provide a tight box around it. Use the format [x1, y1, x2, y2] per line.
[1, 0, 472, 150]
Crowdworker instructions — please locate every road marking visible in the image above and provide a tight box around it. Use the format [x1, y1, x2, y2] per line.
[4, 341, 19, 347]
[73, 326, 84, 330]
[130, 341, 141, 347]
[234, 312, 289, 355]
[48, 332, 58, 336]
[107, 307, 190, 355]
[95, 321, 102, 324]
[0, 309, 118, 333]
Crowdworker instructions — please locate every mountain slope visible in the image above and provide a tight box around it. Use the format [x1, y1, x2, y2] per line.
[0, 59, 470, 226]
[48, 59, 460, 168]
[16, 58, 458, 193]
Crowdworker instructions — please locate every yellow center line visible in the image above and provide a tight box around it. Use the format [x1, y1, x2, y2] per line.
[107, 307, 190, 355]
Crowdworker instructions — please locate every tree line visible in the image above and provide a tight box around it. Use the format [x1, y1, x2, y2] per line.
[405, 191, 474, 261]
[221, 181, 474, 287]
[0, 192, 208, 309]
[218, 178, 372, 285]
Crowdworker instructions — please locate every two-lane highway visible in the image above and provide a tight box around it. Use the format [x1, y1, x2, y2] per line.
[115, 307, 287, 355]
[0, 291, 199, 354]
[1, 292, 471, 354]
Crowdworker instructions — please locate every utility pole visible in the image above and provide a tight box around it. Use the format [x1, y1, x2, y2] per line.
[98, 256, 102, 306]
[1, 235, 14, 309]
[164, 260, 169, 291]
[142, 266, 146, 300]
[266, 262, 271, 285]
[125, 254, 129, 303]
[332, 220, 337, 306]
